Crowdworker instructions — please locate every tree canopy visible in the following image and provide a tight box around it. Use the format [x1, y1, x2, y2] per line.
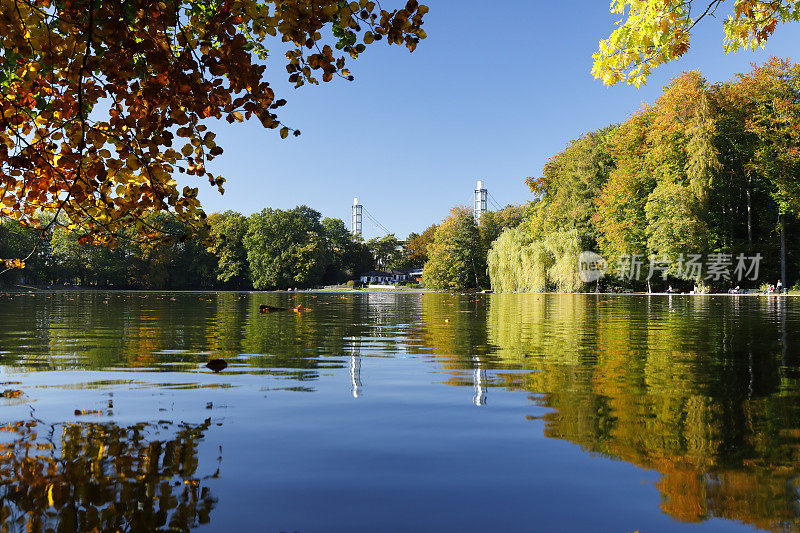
[491, 59, 800, 292]
[321, 217, 373, 283]
[1, 205, 376, 289]
[400, 224, 437, 268]
[243, 205, 328, 289]
[0, 0, 428, 268]
[594, 0, 800, 87]
[209, 210, 250, 288]
[366, 234, 402, 268]
[423, 206, 486, 291]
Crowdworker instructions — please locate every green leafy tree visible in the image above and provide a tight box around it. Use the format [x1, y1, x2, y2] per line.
[487, 225, 581, 293]
[49, 224, 131, 287]
[321, 217, 373, 283]
[367, 234, 402, 269]
[593, 111, 657, 267]
[209, 211, 250, 288]
[423, 207, 486, 291]
[50, 226, 96, 285]
[477, 204, 527, 252]
[527, 127, 616, 250]
[0, 217, 51, 284]
[244, 206, 328, 289]
[487, 227, 549, 293]
[736, 58, 800, 282]
[127, 213, 216, 289]
[645, 181, 710, 268]
[346, 236, 377, 279]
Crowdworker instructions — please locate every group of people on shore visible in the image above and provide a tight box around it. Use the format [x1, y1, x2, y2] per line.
[763, 279, 784, 294]
[725, 279, 786, 294]
[609, 281, 789, 294]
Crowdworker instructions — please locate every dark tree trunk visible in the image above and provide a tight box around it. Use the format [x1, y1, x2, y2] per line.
[780, 213, 787, 287]
[746, 174, 753, 248]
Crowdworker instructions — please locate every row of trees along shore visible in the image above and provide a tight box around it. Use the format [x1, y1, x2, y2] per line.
[486, 58, 800, 293]
[3, 59, 799, 293]
[2, 0, 799, 294]
[0, 204, 524, 291]
[0, 207, 441, 290]
[421, 59, 800, 293]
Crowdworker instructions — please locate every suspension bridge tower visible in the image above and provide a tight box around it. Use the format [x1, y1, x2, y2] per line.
[351, 197, 363, 236]
[474, 180, 488, 221]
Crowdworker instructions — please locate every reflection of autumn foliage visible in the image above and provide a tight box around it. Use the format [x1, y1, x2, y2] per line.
[477, 295, 800, 532]
[417, 294, 491, 360]
[0, 418, 217, 531]
[657, 467, 800, 530]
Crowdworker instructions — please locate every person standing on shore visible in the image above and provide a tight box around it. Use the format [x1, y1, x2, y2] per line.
[777, 279, 783, 293]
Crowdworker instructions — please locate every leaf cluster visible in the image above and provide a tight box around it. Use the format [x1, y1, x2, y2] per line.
[0, 0, 428, 254]
[593, 0, 800, 87]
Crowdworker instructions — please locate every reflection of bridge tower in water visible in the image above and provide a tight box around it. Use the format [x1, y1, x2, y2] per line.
[473, 355, 486, 406]
[348, 338, 362, 398]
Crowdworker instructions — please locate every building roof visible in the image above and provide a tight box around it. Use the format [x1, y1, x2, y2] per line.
[389, 268, 423, 275]
[361, 271, 392, 277]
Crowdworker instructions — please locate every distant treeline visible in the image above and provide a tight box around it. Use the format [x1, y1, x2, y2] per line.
[0, 207, 429, 290]
[1, 203, 528, 291]
[18, 61, 799, 294]
[488, 58, 800, 292]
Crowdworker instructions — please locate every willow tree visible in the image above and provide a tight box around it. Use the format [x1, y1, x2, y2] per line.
[0, 0, 428, 272]
[544, 229, 582, 292]
[487, 227, 548, 293]
[487, 226, 582, 293]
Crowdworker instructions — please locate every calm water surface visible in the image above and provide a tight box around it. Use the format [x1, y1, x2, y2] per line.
[0, 291, 799, 532]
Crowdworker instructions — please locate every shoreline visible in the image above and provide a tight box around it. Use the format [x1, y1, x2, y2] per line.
[2, 285, 795, 296]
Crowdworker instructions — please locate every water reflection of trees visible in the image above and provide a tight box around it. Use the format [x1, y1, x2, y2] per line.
[6, 292, 800, 529]
[429, 294, 800, 531]
[0, 292, 425, 393]
[0, 417, 218, 531]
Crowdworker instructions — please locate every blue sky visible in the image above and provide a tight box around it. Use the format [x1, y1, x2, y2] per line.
[195, 0, 800, 239]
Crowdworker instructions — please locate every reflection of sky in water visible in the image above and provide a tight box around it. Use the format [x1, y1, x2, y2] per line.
[0, 291, 798, 531]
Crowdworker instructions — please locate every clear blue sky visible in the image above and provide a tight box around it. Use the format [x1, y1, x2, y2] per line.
[195, 0, 800, 240]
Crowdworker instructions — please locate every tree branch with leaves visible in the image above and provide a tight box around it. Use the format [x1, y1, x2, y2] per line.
[593, 0, 800, 87]
[0, 0, 427, 270]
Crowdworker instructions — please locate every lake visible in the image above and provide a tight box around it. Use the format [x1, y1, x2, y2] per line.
[0, 291, 798, 532]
